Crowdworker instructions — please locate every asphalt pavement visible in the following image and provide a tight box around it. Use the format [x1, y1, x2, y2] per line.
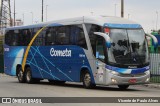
[0, 73, 160, 106]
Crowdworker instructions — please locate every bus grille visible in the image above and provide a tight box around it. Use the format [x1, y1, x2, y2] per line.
[119, 73, 146, 77]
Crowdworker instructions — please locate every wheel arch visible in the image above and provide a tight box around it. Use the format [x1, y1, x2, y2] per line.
[25, 64, 30, 70]
[80, 66, 95, 84]
[16, 64, 21, 76]
[16, 64, 31, 76]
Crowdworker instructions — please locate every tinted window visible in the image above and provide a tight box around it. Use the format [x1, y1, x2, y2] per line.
[33, 28, 45, 46]
[45, 27, 56, 45]
[5, 30, 12, 46]
[86, 24, 102, 56]
[5, 30, 18, 46]
[77, 26, 87, 49]
[5, 29, 33, 46]
[20, 29, 32, 46]
[5, 24, 88, 48]
[55, 26, 70, 45]
[96, 36, 105, 62]
[70, 25, 87, 49]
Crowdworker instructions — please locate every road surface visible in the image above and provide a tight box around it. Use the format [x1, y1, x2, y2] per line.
[0, 74, 160, 106]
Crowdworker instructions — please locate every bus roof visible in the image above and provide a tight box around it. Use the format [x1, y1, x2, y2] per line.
[6, 15, 142, 30]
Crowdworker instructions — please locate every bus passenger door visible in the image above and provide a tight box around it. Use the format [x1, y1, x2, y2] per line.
[95, 36, 107, 84]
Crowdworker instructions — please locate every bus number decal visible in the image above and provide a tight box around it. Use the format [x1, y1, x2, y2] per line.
[79, 54, 85, 58]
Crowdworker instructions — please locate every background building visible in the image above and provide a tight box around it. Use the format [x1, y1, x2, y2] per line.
[15, 19, 23, 26]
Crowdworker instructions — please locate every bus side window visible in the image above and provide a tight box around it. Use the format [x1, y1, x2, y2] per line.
[87, 24, 102, 57]
[22, 30, 28, 46]
[17, 30, 23, 46]
[75, 25, 87, 49]
[56, 26, 70, 45]
[5, 31, 11, 46]
[45, 27, 52, 45]
[65, 26, 70, 45]
[56, 27, 63, 45]
[96, 36, 105, 62]
[26, 29, 32, 46]
[5, 30, 19, 46]
[70, 26, 76, 45]
[12, 30, 19, 46]
[33, 27, 45, 46]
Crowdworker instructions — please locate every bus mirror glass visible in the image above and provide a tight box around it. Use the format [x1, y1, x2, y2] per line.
[94, 32, 111, 48]
[96, 52, 99, 58]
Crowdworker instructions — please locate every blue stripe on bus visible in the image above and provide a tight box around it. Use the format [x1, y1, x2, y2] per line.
[104, 23, 142, 28]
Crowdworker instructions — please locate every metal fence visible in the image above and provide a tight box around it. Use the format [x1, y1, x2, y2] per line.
[0, 54, 3, 73]
[150, 53, 160, 83]
[0, 37, 4, 73]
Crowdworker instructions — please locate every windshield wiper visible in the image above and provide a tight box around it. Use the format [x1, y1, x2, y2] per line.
[131, 50, 144, 66]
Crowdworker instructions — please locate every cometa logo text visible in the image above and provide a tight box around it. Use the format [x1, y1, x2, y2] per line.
[50, 48, 72, 57]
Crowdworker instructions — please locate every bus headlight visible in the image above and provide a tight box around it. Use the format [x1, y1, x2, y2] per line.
[144, 70, 150, 75]
[111, 78, 117, 83]
[145, 78, 150, 82]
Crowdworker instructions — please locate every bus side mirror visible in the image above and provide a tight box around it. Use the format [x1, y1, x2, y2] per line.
[146, 33, 158, 48]
[94, 32, 111, 48]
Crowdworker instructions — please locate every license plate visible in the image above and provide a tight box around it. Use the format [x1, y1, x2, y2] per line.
[128, 79, 137, 83]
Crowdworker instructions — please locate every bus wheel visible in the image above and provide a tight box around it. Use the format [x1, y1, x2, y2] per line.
[17, 67, 25, 83]
[118, 85, 129, 90]
[83, 72, 95, 89]
[25, 67, 38, 84]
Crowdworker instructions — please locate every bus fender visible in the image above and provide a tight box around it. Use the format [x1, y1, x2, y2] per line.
[80, 66, 95, 84]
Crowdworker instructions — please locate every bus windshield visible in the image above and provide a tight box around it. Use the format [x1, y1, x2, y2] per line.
[107, 29, 149, 67]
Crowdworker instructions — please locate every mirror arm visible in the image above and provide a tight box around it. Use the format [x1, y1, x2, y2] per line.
[94, 32, 111, 48]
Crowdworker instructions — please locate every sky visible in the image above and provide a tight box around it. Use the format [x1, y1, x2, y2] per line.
[10, 0, 160, 33]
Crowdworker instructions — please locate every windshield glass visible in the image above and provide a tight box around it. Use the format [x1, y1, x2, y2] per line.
[108, 29, 149, 67]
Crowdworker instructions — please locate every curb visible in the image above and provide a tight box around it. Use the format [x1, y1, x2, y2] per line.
[0, 73, 9, 77]
[144, 83, 160, 89]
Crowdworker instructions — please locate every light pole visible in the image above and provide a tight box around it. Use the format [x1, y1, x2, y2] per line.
[128, 14, 130, 19]
[30, 12, 33, 24]
[121, 0, 124, 18]
[115, 4, 117, 16]
[14, 0, 16, 26]
[46, 5, 48, 22]
[156, 11, 158, 31]
[42, 0, 44, 22]
[90, 12, 93, 15]
[22, 13, 24, 25]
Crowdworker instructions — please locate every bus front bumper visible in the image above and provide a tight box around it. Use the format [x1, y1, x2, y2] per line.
[106, 70, 150, 85]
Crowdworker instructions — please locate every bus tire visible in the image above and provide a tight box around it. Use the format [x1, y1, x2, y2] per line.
[17, 67, 25, 83]
[118, 85, 129, 90]
[25, 67, 39, 84]
[82, 71, 95, 89]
